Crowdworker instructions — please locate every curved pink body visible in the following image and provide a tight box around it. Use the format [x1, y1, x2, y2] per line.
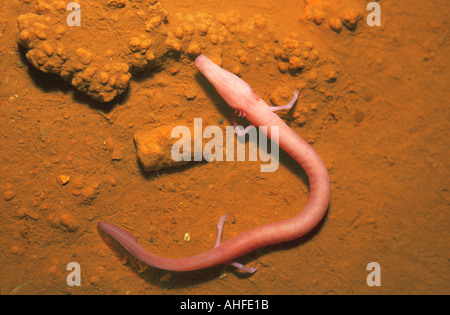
[98, 55, 330, 272]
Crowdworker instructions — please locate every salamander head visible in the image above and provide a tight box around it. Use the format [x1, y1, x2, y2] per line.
[195, 55, 259, 112]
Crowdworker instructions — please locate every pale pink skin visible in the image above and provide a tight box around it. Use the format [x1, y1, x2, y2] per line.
[98, 55, 330, 273]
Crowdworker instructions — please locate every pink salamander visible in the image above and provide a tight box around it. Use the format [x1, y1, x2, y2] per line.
[98, 55, 330, 273]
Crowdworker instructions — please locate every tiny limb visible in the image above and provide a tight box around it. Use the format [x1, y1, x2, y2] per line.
[270, 90, 299, 112]
[214, 214, 259, 273]
[227, 262, 259, 274]
[215, 215, 228, 248]
[234, 109, 247, 117]
[230, 113, 255, 137]
[252, 89, 261, 101]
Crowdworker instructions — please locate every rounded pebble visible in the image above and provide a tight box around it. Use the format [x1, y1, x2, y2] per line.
[4, 190, 15, 201]
[329, 18, 343, 32]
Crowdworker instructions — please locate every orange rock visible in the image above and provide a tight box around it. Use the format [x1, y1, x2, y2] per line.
[328, 17, 343, 32]
[4, 190, 15, 201]
[340, 9, 361, 30]
[59, 213, 79, 231]
[58, 175, 71, 185]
